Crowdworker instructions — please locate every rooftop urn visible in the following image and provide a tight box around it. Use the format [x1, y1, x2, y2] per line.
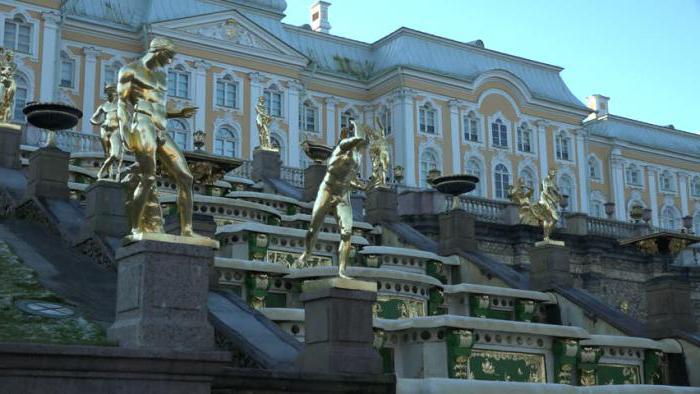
[630, 204, 644, 223]
[643, 208, 653, 223]
[22, 101, 82, 149]
[301, 140, 333, 163]
[429, 174, 479, 211]
[604, 202, 615, 218]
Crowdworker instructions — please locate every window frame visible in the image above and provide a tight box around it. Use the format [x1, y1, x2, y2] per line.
[214, 126, 239, 158]
[490, 119, 509, 148]
[555, 132, 571, 161]
[379, 106, 392, 135]
[463, 111, 480, 143]
[12, 74, 29, 122]
[215, 75, 239, 109]
[625, 164, 642, 187]
[418, 104, 437, 135]
[419, 148, 441, 187]
[167, 119, 190, 151]
[516, 122, 533, 153]
[263, 88, 283, 117]
[494, 163, 510, 200]
[465, 157, 483, 197]
[301, 100, 319, 133]
[167, 65, 190, 99]
[59, 51, 76, 89]
[3, 15, 33, 55]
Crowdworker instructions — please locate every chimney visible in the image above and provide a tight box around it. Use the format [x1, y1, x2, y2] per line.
[586, 94, 609, 117]
[310, 1, 331, 33]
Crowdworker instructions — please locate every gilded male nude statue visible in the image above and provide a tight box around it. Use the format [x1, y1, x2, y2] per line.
[297, 119, 378, 278]
[91, 84, 122, 180]
[116, 37, 199, 238]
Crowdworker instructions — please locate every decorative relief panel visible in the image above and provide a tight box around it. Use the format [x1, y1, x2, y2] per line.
[182, 19, 275, 51]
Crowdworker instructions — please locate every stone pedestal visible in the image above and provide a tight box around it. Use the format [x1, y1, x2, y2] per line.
[529, 242, 572, 291]
[365, 186, 398, 224]
[0, 122, 22, 169]
[646, 275, 697, 338]
[564, 213, 588, 235]
[303, 163, 326, 202]
[108, 239, 215, 351]
[296, 277, 382, 375]
[26, 146, 70, 200]
[438, 209, 476, 255]
[251, 148, 281, 181]
[83, 180, 128, 239]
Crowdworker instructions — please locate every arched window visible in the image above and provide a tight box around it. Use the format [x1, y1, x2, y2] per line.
[516, 122, 532, 153]
[379, 106, 392, 135]
[216, 74, 238, 108]
[590, 199, 605, 218]
[419, 148, 440, 187]
[692, 177, 700, 197]
[340, 109, 355, 130]
[301, 100, 318, 132]
[59, 51, 75, 88]
[167, 65, 190, 98]
[661, 206, 679, 230]
[263, 85, 282, 117]
[419, 103, 436, 134]
[270, 134, 285, 165]
[555, 132, 571, 161]
[694, 212, 700, 235]
[103, 61, 122, 89]
[465, 158, 482, 197]
[463, 111, 480, 142]
[625, 164, 641, 186]
[588, 156, 602, 180]
[659, 171, 675, 192]
[519, 167, 537, 197]
[12, 75, 28, 121]
[167, 119, 189, 150]
[494, 164, 510, 199]
[4, 15, 32, 54]
[558, 175, 575, 210]
[491, 119, 508, 148]
[214, 126, 239, 157]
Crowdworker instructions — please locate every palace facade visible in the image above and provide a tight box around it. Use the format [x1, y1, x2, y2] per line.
[3, 0, 699, 231]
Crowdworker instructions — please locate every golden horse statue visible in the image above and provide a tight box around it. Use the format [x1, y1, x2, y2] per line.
[508, 170, 561, 244]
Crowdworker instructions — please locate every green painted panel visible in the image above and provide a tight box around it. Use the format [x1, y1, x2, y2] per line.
[596, 364, 640, 385]
[265, 292, 287, 308]
[466, 349, 546, 383]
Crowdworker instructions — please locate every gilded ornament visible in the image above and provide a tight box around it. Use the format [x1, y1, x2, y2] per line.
[90, 84, 123, 181]
[637, 239, 659, 255]
[509, 169, 562, 245]
[255, 95, 276, 151]
[366, 116, 391, 188]
[580, 367, 596, 386]
[0, 48, 16, 123]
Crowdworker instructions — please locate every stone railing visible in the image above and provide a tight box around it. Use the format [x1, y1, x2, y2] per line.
[22, 126, 102, 153]
[456, 195, 510, 224]
[280, 166, 304, 188]
[229, 160, 252, 179]
[585, 216, 640, 239]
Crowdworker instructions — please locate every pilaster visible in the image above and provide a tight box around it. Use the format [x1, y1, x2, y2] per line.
[448, 99, 461, 175]
[678, 171, 689, 216]
[40, 11, 61, 102]
[193, 60, 211, 141]
[574, 128, 589, 213]
[646, 165, 659, 227]
[248, 72, 263, 158]
[81, 47, 101, 133]
[535, 120, 549, 181]
[287, 80, 303, 167]
[324, 96, 337, 147]
[394, 88, 416, 186]
[610, 150, 626, 221]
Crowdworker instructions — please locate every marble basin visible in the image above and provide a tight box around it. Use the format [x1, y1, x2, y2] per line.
[430, 174, 479, 211]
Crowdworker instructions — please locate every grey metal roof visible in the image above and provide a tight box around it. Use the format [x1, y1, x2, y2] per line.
[584, 115, 700, 158]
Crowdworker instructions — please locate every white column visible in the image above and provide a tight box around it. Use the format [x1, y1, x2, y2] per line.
[646, 165, 660, 227]
[610, 151, 626, 221]
[324, 96, 337, 146]
[80, 47, 100, 134]
[395, 88, 416, 186]
[448, 99, 461, 175]
[574, 128, 589, 213]
[287, 80, 303, 167]
[535, 120, 549, 181]
[248, 72, 263, 158]
[361, 104, 377, 177]
[679, 172, 689, 216]
[192, 60, 210, 140]
[40, 11, 61, 102]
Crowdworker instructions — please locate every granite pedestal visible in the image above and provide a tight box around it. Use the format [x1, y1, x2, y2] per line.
[296, 277, 383, 375]
[303, 163, 327, 202]
[0, 122, 22, 169]
[529, 242, 572, 291]
[26, 146, 70, 200]
[646, 275, 697, 338]
[438, 209, 477, 255]
[108, 239, 216, 351]
[251, 148, 281, 181]
[83, 180, 128, 239]
[365, 186, 398, 224]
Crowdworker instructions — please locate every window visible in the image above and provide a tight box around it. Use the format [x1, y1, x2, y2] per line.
[12, 75, 28, 121]
[692, 177, 700, 197]
[216, 75, 238, 108]
[625, 164, 641, 186]
[659, 171, 675, 192]
[340, 109, 355, 130]
[491, 119, 508, 148]
[419, 149, 440, 187]
[214, 126, 238, 157]
[59, 52, 75, 88]
[694, 212, 700, 235]
[103, 61, 122, 87]
[463, 112, 479, 142]
[661, 206, 679, 230]
[555, 132, 571, 161]
[301, 100, 318, 132]
[167, 66, 190, 98]
[270, 134, 285, 164]
[167, 119, 189, 150]
[590, 199, 605, 218]
[419, 104, 436, 134]
[379, 107, 392, 135]
[519, 168, 536, 197]
[588, 156, 601, 180]
[4, 16, 31, 54]
[494, 164, 510, 199]
[263, 87, 282, 117]
[558, 175, 574, 200]
[465, 158, 482, 197]
[516, 123, 532, 153]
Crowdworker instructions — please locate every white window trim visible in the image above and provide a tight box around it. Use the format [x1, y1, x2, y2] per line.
[691, 176, 700, 198]
[624, 163, 644, 188]
[462, 110, 484, 146]
[58, 49, 79, 91]
[417, 99, 442, 137]
[213, 70, 244, 112]
[557, 172, 578, 212]
[487, 111, 511, 151]
[554, 129, 573, 163]
[167, 118, 193, 151]
[516, 121, 536, 156]
[214, 125, 241, 158]
[338, 106, 358, 131]
[491, 157, 513, 201]
[100, 58, 125, 98]
[11, 70, 32, 123]
[418, 143, 443, 187]
[658, 171, 678, 195]
[263, 84, 284, 118]
[301, 99, 321, 134]
[0, 11, 40, 59]
[464, 151, 485, 197]
[167, 63, 192, 99]
[587, 154, 604, 184]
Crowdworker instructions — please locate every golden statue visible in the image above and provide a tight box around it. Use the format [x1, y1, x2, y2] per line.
[508, 170, 561, 245]
[255, 95, 276, 151]
[91, 84, 123, 180]
[116, 37, 212, 245]
[297, 119, 378, 278]
[366, 116, 390, 188]
[0, 48, 17, 123]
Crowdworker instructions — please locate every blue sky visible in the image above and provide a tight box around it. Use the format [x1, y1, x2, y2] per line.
[283, 0, 700, 133]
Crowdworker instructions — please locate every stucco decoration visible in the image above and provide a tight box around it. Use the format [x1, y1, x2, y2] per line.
[183, 19, 275, 50]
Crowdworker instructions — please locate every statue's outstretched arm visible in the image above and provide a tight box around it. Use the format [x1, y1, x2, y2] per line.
[90, 105, 105, 126]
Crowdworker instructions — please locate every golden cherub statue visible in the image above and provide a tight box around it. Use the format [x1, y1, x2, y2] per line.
[0, 48, 17, 123]
[116, 37, 214, 246]
[297, 119, 379, 278]
[255, 95, 276, 151]
[366, 116, 390, 188]
[508, 170, 562, 245]
[91, 84, 123, 181]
